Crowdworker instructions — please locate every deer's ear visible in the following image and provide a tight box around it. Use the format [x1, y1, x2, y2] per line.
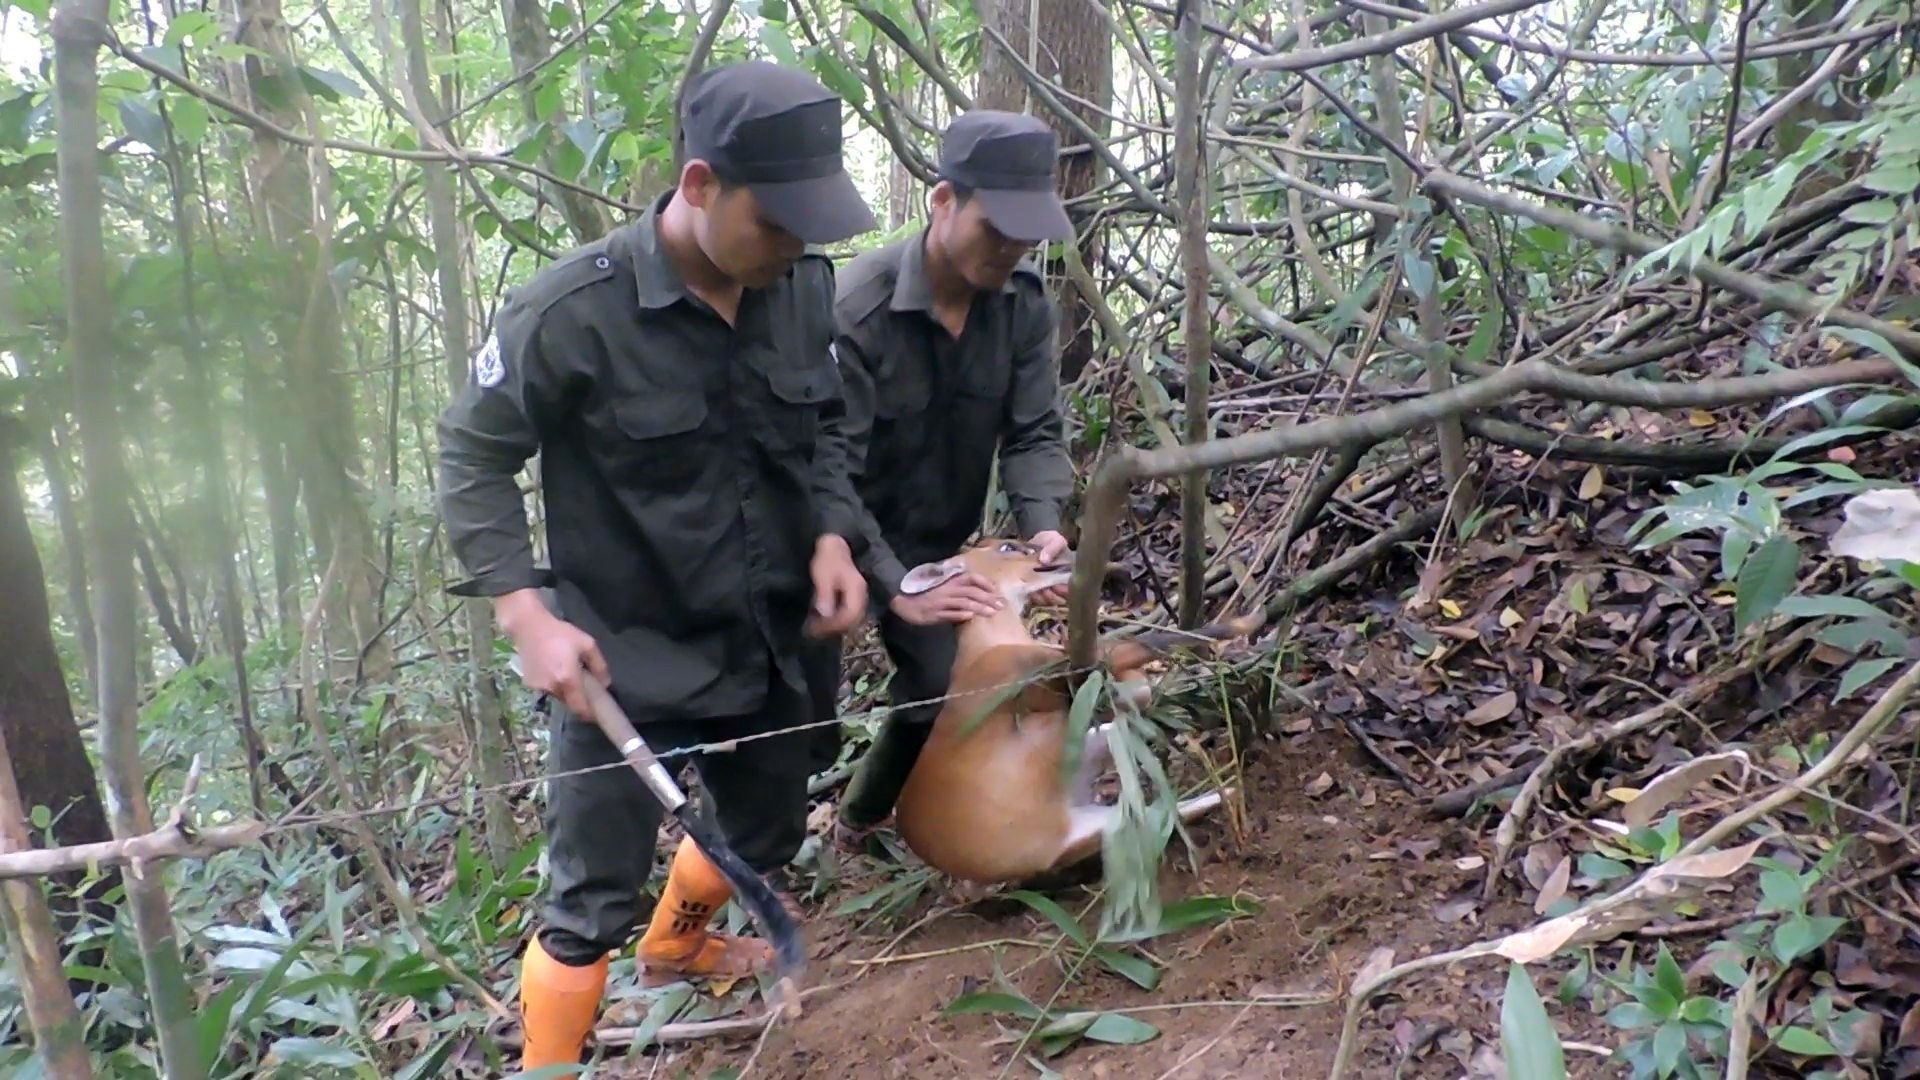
[899, 558, 965, 596]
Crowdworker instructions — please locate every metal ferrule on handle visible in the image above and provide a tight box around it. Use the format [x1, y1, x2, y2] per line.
[581, 679, 689, 813]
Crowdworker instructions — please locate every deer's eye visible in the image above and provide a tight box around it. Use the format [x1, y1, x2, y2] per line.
[999, 542, 1020, 553]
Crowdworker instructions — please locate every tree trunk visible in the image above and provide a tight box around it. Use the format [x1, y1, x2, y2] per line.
[158, 105, 270, 813]
[226, 0, 391, 685]
[35, 424, 98, 691]
[975, 0, 1110, 382]
[0, 716, 94, 1080]
[1174, 0, 1211, 628]
[239, 356, 300, 632]
[501, 0, 612, 242]
[396, 0, 518, 869]
[133, 527, 197, 668]
[0, 421, 118, 965]
[49, 0, 205, 1074]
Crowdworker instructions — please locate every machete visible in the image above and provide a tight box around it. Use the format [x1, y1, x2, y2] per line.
[506, 598, 805, 1018]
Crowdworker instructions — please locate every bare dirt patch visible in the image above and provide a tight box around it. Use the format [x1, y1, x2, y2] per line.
[631, 722, 1578, 1079]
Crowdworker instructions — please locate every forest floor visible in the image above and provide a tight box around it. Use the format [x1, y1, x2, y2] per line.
[535, 437, 1920, 1080]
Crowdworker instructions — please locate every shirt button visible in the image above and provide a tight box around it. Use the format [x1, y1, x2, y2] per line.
[594, 256, 610, 269]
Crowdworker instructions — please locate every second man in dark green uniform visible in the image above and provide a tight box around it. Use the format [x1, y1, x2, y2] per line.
[812, 110, 1078, 849]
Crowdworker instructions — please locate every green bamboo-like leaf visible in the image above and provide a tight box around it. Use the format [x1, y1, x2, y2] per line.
[1500, 963, 1569, 1080]
[1734, 534, 1800, 631]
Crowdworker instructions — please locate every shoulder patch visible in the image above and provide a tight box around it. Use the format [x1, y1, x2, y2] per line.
[473, 332, 506, 388]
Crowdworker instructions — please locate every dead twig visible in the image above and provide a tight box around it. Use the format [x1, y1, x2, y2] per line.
[1481, 621, 1823, 900]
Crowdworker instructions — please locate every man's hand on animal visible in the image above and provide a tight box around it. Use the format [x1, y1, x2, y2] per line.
[807, 535, 868, 637]
[494, 590, 609, 718]
[888, 569, 1006, 626]
[1026, 530, 1072, 606]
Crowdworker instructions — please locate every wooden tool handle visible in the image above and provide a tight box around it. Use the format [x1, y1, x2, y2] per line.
[578, 675, 687, 813]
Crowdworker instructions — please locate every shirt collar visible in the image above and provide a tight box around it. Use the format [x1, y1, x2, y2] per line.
[622, 191, 692, 310]
[889, 228, 1022, 314]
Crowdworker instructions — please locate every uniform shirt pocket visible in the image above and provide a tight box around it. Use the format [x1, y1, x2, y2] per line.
[873, 350, 933, 419]
[762, 365, 833, 455]
[596, 392, 710, 487]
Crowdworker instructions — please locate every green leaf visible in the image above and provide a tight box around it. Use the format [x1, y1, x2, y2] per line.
[1608, 1002, 1659, 1029]
[268, 1037, 367, 1067]
[167, 94, 209, 145]
[1709, 951, 1749, 989]
[1056, 670, 1104, 788]
[1742, 171, 1795, 241]
[163, 10, 217, 46]
[297, 65, 365, 101]
[194, 983, 246, 1069]
[27, 804, 49, 830]
[1082, 1012, 1159, 1045]
[1773, 595, 1892, 622]
[8, 0, 49, 18]
[1148, 894, 1263, 935]
[757, 22, 800, 66]
[943, 991, 1045, 1020]
[1460, 280, 1504, 368]
[1838, 392, 1911, 425]
[759, 0, 789, 19]
[534, 77, 564, 123]
[1837, 656, 1903, 701]
[1557, 958, 1591, 1007]
[1579, 853, 1632, 881]
[1402, 251, 1436, 300]
[1816, 618, 1907, 655]
[1500, 963, 1569, 1080]
[1652, 1022, 1688, 1074]
[1734, 533, 1800, 631]
[1772, 1025, 1840, 1057]
[1757, 868, 1807, 914]
[116, 97, 169, 148]
[1090, 946, 1161, 990]
[812, 52, 867, 109]
[1773, 913, 1847, 964]
[1678, 996, 1721, 1024]
[1823, 326, 1920, 387]
[1007, 890, 1090, 948]
[1862, 162, 1920, 194]
[1632, 979, 1680, 1018]
[1654, 944, 1688, 1006]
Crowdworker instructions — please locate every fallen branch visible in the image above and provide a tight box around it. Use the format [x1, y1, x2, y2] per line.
[0, 816, 267, 881]
[1263, 505, 1444, 622]
[1678, 656, 1920, 858]
[1326, 835, 1770, 1078]
[1480, 620, 1824, 900]
[1425, 751, 1545, 819]
[1064, 352, 1903, 671]
[1466, 404, 1920, 470]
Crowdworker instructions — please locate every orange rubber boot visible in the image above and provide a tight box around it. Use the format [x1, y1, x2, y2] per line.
[518, 934, 608, 1071]
[636, 836, 774, 983]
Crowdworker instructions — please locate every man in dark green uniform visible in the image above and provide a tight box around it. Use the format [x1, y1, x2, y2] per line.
[810, 109, 1077, 850]
[435, 60, 876, 1070]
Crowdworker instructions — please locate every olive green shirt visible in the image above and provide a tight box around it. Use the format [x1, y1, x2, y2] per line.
[831, 230, 1073, 600]
[436, 193, 865, 721]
